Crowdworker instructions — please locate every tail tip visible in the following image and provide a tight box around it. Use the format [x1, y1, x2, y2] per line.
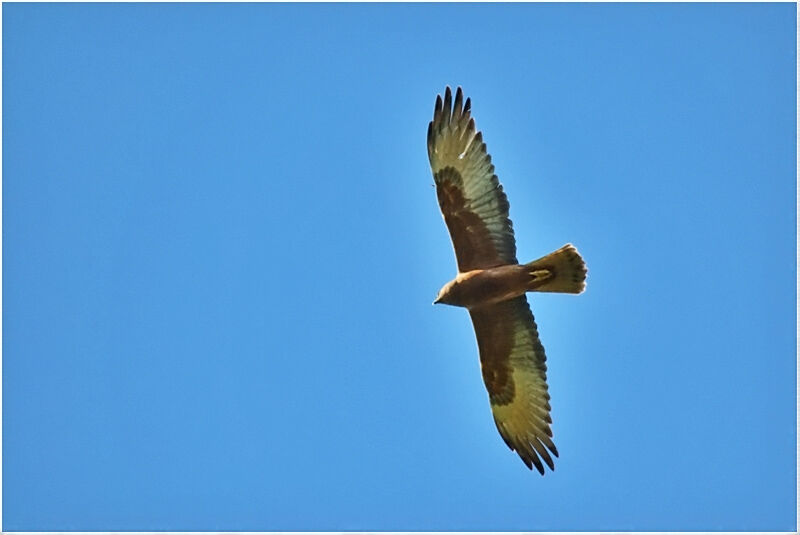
[562, 243, 588, 293]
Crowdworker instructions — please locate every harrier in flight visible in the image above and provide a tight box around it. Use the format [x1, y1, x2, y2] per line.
[428, 87, 587, 474]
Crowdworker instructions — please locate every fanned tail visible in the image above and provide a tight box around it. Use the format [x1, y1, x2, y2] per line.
[525, 244, 587, 294]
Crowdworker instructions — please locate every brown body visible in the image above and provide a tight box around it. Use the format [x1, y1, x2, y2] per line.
[436, 265, 529, 308]
[434, 244, 587, 309]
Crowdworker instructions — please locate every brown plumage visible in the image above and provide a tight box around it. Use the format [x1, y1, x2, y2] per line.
[428, 86, 587, 474]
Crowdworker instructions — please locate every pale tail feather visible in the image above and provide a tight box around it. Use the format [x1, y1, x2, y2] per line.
[525, 244, 587, 294]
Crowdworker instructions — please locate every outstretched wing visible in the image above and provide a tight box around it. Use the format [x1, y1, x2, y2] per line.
[469, 296, 558, 474]
[427, 86, 517, 273]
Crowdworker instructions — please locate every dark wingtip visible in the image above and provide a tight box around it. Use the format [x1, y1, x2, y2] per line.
[531, 455, 545, 475]
[521, 446, 545, 475]
[426, 121, 435, 158]
[432, 94, 443, 126]
[453, 87, 464, 118]
[539, 447, 555, 471]
[522, 457, 533, 470]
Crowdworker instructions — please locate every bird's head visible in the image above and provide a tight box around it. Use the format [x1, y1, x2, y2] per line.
[433, 281, 457, 306]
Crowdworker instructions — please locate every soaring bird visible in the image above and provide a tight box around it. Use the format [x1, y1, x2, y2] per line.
[428, 86, 587, 474]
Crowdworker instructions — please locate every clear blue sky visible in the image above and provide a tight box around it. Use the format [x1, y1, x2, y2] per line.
[3, 3, 796, 531]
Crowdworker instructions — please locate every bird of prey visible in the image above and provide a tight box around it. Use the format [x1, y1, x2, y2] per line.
[428, 86, 587, 474]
